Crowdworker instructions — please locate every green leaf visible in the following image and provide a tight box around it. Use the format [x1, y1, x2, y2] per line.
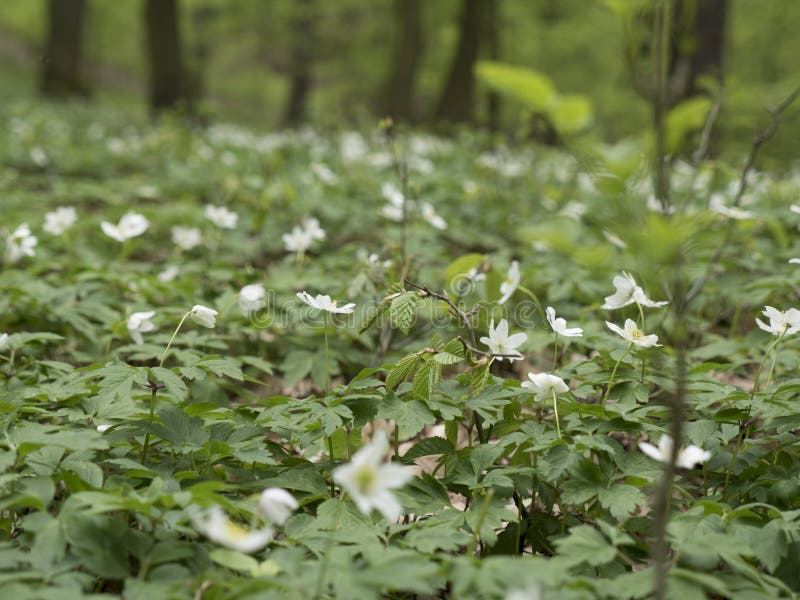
[281, 350, 315, 386]
[208, 548, 259, 573]
[444, 254, 486, 293]
[150, 367, 188, 400]
[386, 353, 421, 391]
[554, 525, 618, 567]
[412, 359, 441, 402]
[376, 394, 436, 439]
[196, 356, 244, 381]
[476, 61, 556, 112]
[402, 437, 454, 461]
[598, 484, 645, 521]
[390, 292, 419, 335]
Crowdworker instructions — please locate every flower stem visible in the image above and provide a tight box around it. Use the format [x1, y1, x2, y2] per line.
[552, 333, 559, 371]
[552, 390, 562, 439]
[327, 435, 335, 497]
[752, 331, 785, 397]
[140, 384, 157, 465]
[467, 489, 495, 556]
[323, 313, 330, 395]
[159, 312, 190, 368]
[517, 285, 547, 324]
[602, 343, 632, 407]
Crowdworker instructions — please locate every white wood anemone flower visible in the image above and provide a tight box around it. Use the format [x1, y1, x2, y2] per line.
[5, 224, 38, 263]
[332, 430, 414, 521]
[545, 306, 583, 337]
[204, 205, 238, 229]
[498, 260, 520, 305]
[521, 372, 569, 402]
[755, 306, 800, 337]
[258, 488, 299, 526]
[192, 506, 274, 554]
[171, 226, 202, 250]
[479, 318, 527, 361]
[296, 291, 355, 314]
[639, 434, 711, 470]
[0, 333, 8, 349]
[191, 304, 218, 328]
[601, 272, 668, 310]
[239, 284, 267, 316]
[100, 212, 150, 242]
[43, 206, 78, 235]
[127, 311, 156, 345]
[606, 319, 661, 347]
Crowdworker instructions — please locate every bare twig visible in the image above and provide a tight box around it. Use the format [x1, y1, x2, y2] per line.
[691, 99, 722, 166]
[685, 82, 800, 305]
[403, 278, 478, 346]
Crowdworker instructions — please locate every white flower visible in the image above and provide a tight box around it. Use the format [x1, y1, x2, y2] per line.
[466, 267, 486, 282]
[258, 488, 298, 525]
[0, 333, 8, 349]
[311, 162, 338, 185]
[296, 291, 355, 314]
[302, 217, 326, 241]
[791, 204, 800, 215]
[709, 193, 754, 220]
[282, 225, 313, 254]
[5, 224, 38, 263]
[158, 265, 180, 282]
[601, 229, 627, 250]
[755, 306, 800, 336]
[101, 212, 150, 242]
[789, 258, 800, 265]
[127, 311, 156, 345]
[521, 372, 569, 401]
[43, 206, 77, 235]
[381, 183, 406, 222]
[96, 424, 112, 433]
[639, 434, 711, 470]
[193, 506, 274, 553]
[204, 205, 238, 229]
[606, 319, 661, 347]
[333, 430, 414, 521]
[171, 226, 202, 250]
[601, 272, 668, 310]
[479, 319, 527, 361]
[239, 284, 266, 316]
[421, 202, 447, 230]
[499, 261, 520, 304]
[191, 305, 218, 328]
[30, 147, 48, 166]
[545, 307, 583, 337]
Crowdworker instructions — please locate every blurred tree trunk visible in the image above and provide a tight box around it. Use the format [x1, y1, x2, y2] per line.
[284, 0, 316, 127]
[40, 0, 88, 97]
[433, 0, 485, 123]
[669, 0, 728, 104]
[485, 0, 500, 131]
[144, 0, 188, 113]
[381, 0, 423, 122]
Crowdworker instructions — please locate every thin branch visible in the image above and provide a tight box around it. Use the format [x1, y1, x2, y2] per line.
[404, 278, 478, 346]
[685, 82, 800, 305]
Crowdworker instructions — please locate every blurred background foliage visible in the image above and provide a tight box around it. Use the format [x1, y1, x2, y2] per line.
[0, 0, 798, 169]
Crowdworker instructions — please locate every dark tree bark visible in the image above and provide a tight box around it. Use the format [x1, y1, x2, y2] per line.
[485, 0, 501, 131]
[40, 0, 88, 97]
[283, 0, 316, 127]
[144, 0, 188, 113]
[381, 0, 423, 122]
[433, 0, 486, 123]
[669, 0, 728, 104]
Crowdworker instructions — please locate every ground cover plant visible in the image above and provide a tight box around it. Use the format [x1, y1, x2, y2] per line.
[3, 95, 800, 600]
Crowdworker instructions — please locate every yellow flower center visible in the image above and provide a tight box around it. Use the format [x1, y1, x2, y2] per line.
[631, 328, 645, 340]
[353, 464, 377, 494]
[223, 520, 250, 540]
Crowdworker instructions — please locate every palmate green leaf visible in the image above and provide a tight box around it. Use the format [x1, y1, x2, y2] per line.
[554, 525, 618, 567]
[280, 350, 315, 386]
[598, 484, 646, 521]
[401, 436, 454, 462]
[150, 366, 187, 400]
[389, 291, 419, 334]
[148, 406, 210, 451]
[78, 362, 148, 402]
[357, 547, 442, 594]
[195, 356, 244, 381]
[376, 393, 436, 439]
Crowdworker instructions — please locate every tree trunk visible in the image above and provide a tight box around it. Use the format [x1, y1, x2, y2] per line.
[40, 0, 88, 97]
[485, 0, 500, 131]
[381, 0, 423, 122]
[283, 0, 315, 127]
[669, 0, 728, 104]
[144, 0, 188, 113]
[433, 0, 485, 123]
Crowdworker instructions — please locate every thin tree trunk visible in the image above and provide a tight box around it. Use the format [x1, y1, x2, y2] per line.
[40, 0, 88, 97]
[144, 0, 188, 113]
[382, 0, 423, 122]
[433, 0, 485, 123]
[283, 0, 315, 127]
[485, 0, 501, 131]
